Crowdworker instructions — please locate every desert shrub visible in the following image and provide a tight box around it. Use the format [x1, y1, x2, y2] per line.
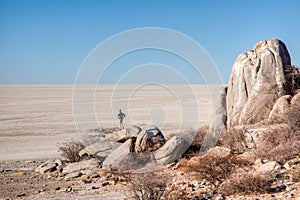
[290, 165, 300, 182]
[285, 65, 300, 95]
[58, 140, 85, 163]
[125, 172, 168, 200]
[180, 154, 250, 187]
[162, 184, 190, 200]
[218, 128, 247, 153]
[182, 126, 208, 158]
[218, 173, 272, 195]
[254, 129, 300, 164]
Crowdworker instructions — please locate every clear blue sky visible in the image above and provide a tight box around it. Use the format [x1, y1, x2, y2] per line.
[1, 0, 300, 84]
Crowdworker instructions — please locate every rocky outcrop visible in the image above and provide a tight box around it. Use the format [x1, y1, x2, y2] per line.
[226, 39, 291, 127]
[204, 87, 228, 152]
[208, 86, 227, 135]
[134, 125, 165, 153]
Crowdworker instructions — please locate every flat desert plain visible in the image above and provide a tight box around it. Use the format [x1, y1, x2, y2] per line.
[0, 84, 222, 161]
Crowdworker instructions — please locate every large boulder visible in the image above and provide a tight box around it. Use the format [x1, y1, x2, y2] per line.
[227, 39, 291, 127]
[254, 161, 281, 177]
[269, 95, 292, 120]
[291, 92, 300, 107]
[102, 139, 133, 169]
[200, 146, 231, 159]
[154, 136, 190, 165]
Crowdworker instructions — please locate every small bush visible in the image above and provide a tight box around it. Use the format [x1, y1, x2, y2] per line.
[125, 172, 168, 200]
[58, 140, 85, 163]
[254, 129, 300, 164]
[218, 173, 272, 195]
[285, 65, 300, 95]
[182, 126, 208, 158]
[218, 128, 247, 153]
[180, 154, 250, 187]
[163, 184, 190, 200]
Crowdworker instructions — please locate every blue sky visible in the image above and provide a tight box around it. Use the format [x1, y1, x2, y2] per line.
[0, 0, 300, 84]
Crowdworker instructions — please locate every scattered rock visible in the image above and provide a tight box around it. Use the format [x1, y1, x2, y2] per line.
[215, 194, 225, 200]
[62, 158, 100, 175]
[113, 125, 142, 142]
[64, 171, 82, 181]
[284, 158, 300, 170]
[35, 161, 57, 174]
[55, 187, 61, 191]
[200, 146, 231, 159]
[255, 161, 281, 177]
[101, 181, 111, 186]
[17, 193, 26, 197]
[91, 185, 99, 190]
[234, 152, 256, 164]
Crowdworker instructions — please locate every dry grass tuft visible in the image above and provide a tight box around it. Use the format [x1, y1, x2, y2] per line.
[218, 128, 247, 153]
[58, 140, 85, 163]
[218, 173, 272, 195]
[254, 129, 300, 164]
[124, 172, 168, 200]
[179, 154, 251, 187]
[182, 126, 208, 158]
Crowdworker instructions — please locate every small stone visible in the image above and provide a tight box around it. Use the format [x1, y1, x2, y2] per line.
[215, 194, 225, 200]
[17, 193, 26, 197]
[66, 186, 72, 192]
[35, 161, 57, 174]
[91, 185, 99, 190]
[64, 171, 82, 181]
[55, 187, 61, 190]
[255, 161, 281, 177]
[101, 181, 110, 186]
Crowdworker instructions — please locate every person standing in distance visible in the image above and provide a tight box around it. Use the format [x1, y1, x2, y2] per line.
[118, 109, 126, 129]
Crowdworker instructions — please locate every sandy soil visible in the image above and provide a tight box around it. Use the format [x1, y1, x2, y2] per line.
[0, 84, 221, 161]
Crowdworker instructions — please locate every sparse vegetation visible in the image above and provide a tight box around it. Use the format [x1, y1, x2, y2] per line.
[218, 128, 247, 153]
[125, 172, 168, 200]
[182, 126, 208, 158]
[254, 129, 300, 164]
[58, 140, 85, 163]
[285, 65, 300, 95]
[218, 173, 272, 195]
[180, 154, 251, 188]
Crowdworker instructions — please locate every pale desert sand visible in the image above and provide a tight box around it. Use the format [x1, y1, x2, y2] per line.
[0, 84, 222, 161]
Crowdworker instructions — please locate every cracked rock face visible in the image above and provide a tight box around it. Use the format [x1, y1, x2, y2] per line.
[227, 39, 291, 127]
